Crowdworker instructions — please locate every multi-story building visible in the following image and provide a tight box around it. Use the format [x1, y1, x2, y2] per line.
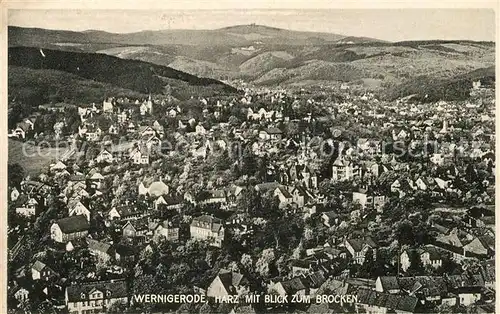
[190, 215, 225, 248]
[65, 280, 128, 314]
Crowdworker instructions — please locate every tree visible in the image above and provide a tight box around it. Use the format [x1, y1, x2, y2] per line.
[239, 147, 257, 177]
[240, 254, 253, 270]
[284, 121, 300, 138]
[255, 248, 275, 278]
[228, 115, 241, 126]
[237, 188, 261, 216]
[8, 163, 25, 187]
[407, 250, 424, 275]
[358, 248, 375, 278]
[394, 220, 415, 246]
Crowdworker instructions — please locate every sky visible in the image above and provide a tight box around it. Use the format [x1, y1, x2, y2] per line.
[8, 9, 496, 42]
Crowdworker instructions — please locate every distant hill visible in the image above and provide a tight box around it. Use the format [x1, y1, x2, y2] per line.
[8, 47, 238, 98]
[9, 24, 382, 47]
[9, 65, 148, 105]
[8, 26, 495, 101]
[384, 66, 495, 102]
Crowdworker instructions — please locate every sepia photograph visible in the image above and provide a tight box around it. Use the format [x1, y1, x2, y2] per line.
[4, 3, 496, 313]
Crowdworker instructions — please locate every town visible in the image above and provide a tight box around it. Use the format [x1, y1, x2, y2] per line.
[7, 78, 495, 314]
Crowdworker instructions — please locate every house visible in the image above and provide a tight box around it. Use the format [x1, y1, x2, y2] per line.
[96, 149, 114, 164]
[321, 211, 340, 228]
[400, 246, 442, 272]
[68, 201, 91, 221]
[117, 112, 128, 123]
[270, 271, 326, 297]
[352, 187, 386, 212]
[415, 178, 428, 190]
[273, 186, 292, 207]
[200, 190, 227, 205]
[332, 157, 357, 181]
[154, 196, 167, 210]
[89, 172, 104, 189]
[255, 182, 281, 193]
[84, 125, 102, 142]
[463, 238, 488, 256]
[122, 220, 148, 238]
[344, 237, 377, 264]
[102, 98, 114, 112]
[66, 238, 87, 252]
[377, 275, 450, 303]
[141, 135, 161, 149]
[11, 187, 20, 201]
[190, 215, 225, 248]
[87, 239, 114, 263]
[138, 126, 156, 138]
[356, 288, 419, 314]
[108, 205, 144, 221]
[151, 220, 179, 242]
[108, 124, 118, 135]
[50, 161, 67, 172]
[195, 124, 208, 135]
[50, 215, 90, 243]
[127, 122, 136, 133]
[259, 128, 283, 140]
[32, 260, 55, 281]
[130, 147, 150, 165]
[15, 197, 38, 217]
[391, 179, 401, 193]
[431, 153, 445, 166]
[114, 244, 137, 263]
[14, 287, 29, 302]
[290, 259, 315, 276]
[65, 280, 128, 314]
[300, 166, 318, 189]
[291, 186, 314, 208]
[155, 195, 183, 211]
[140, 103, 149, 115]
[14, 122, 31, 139]
[375, 276, 400, 294]
[456, 287, 482, 306]
[152, 120, 164, 137]
[420, 247, 443, 269]
[207, 269, 249, 297]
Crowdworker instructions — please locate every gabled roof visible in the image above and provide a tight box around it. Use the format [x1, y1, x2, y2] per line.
[54, 215, 89, 234]
[89, 172, 104, 180]
[280, 277, 307, 294]
[275, 186, 292, 198]
[66, 280, 128, 302]
[208, 190, 226, 199]
[16, 121, 31, 132]
[421, 246, 442, 261]
[32, 260, 47, 272]
[263, 127, 282, 134]
[112, 205, 141, 218]
[51, 161, 67, 170]
[191, 215, 224, 232]
[356, 288, 418, 312]
[378, 276, 399, 291]
[216, 269, 246, 294]
[255, 181, 280, 192]
[87, 239, 113, 255]
[346, 237, 377, 252]
[68, 174, 86, 182]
